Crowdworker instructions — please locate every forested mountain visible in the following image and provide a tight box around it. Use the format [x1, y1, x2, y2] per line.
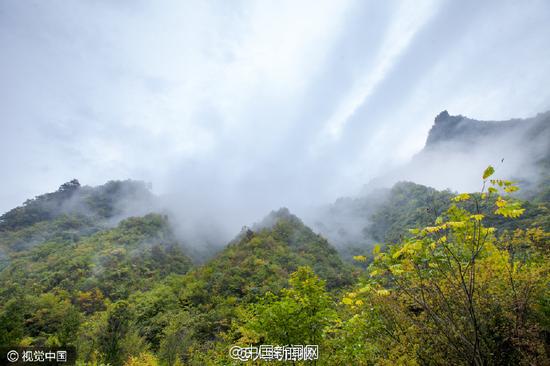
[0, 179, 157, 232]
[0, 111, 549, 365]
[313, 111, 550, 254]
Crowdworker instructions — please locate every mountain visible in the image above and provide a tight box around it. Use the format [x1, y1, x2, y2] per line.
[181, 208, 352, 302]
[390, 110, 550, 194]
[425, 110, 550, 149]
[0, 110, 548, 365]
[311, 111, 550, 255]
[131, 208, 352, 361]
[0, 181, 352, 362]
[0, 179, 157, 232]
[0, 179, 161, 273]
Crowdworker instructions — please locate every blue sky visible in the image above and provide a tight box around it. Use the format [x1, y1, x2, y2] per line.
[1, 0, 550, 223]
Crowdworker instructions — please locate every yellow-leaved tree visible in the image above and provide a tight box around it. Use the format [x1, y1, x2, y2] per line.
[328, 166, 550, 365]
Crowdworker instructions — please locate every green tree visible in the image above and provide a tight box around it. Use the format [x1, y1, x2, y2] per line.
[0, 298, 25, 346]
[99, 301, 132, 366]
[239, 266, 335, 347]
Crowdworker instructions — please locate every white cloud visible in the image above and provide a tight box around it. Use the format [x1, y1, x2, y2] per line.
[319, 0, 438, 142]
[1, 0, 549, 232]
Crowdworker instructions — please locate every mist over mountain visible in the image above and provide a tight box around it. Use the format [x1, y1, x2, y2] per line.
[310, 110, 550, 252]
[0, 179, 158, 232]
[2, 1, 550, 363]
[1, 108, 549, 364]
[2, 110, 548, 260]
[367, 110, 550, 194]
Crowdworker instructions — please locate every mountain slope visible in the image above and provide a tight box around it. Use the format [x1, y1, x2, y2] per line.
[0, 179, 156, 232]
[123, 208, 353, 362]
[0, 214, 193, 301]
[393, 110, 550, 193]
[180, 208, 352, 305]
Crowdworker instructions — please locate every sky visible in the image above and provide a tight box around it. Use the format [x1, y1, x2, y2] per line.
[1, 0, 550, 230]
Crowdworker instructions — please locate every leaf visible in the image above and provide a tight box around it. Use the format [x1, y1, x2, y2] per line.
[342, 297, 353, 305]
[373, 244, 381, 254]
[483, 166, 495, 179]
[369, 269, 381, 277]
[470, 214, 484, 221]
[358, 285, 371, 293]
[376, 289, 390, 297]
[389, 264, 404, 275]
[426, 226, 443, 233]
[453, 193, 470, 202]
[504, 186, 519, 193]
[353, 255, 367, 262]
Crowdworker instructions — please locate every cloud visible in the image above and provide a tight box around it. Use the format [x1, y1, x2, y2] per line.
[1, 0, 550, 245]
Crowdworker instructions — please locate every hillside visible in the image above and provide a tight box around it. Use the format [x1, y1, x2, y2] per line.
[0, 194, 354, 364]
[312, 111, 550, 255]
[125, 209, 354, 363]
[0, 179, 156, 232]
[0, 110, 548, 365]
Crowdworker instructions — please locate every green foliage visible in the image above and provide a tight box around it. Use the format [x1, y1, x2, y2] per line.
[0, 167, 548, 365]
[365, 182, 455, 244]
[334, 168, 550, 365]
[238, 266, 335, 346]
[146, 211, 353, 363]
[0, 179, 153, 232]
[0, 214, 192, 302]
[98, 301, 132, 366]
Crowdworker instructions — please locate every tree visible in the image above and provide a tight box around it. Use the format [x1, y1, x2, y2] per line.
[239, 266, 335, 347]
[337, 167, 550, 365]
[0, 298, 25, 346]
[99, 301, 132, 366]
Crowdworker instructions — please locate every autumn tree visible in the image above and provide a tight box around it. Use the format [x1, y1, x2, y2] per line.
[336, 167, 550, 365]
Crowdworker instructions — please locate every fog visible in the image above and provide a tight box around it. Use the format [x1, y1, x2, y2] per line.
[1, 1, 550, 249]
[368, 111, 550, 193]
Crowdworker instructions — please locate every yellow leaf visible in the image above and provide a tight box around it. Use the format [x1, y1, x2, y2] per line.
[376, 289, 390, 296]
[426, 226, 442, 233]
[504, 186, 519, 193]
[358, 285, 371, 293]
[453, 193, 470, 202]
[370, 269, 381, 277]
